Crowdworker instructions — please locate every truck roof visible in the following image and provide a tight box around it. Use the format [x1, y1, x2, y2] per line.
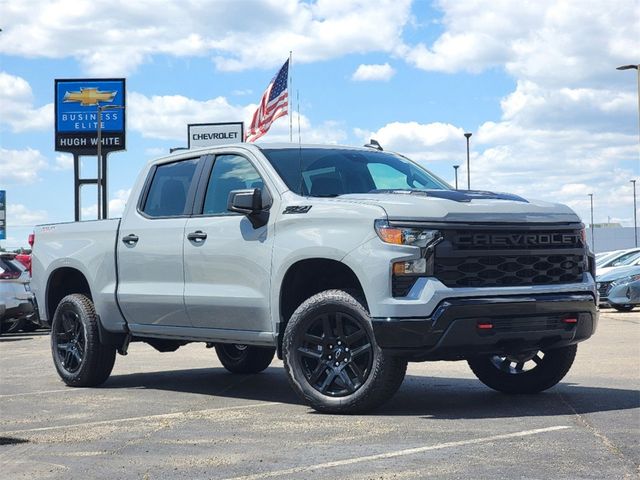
[151, 143, 384, 165]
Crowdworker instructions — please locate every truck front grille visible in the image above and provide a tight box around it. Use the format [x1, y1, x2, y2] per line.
[432, 224, 587, 288]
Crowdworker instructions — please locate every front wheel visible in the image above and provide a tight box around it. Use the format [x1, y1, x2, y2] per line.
[283, 289, 407, 414]
[215, 344, 275, 374]
[51, 294, 116, 387]
[467, 345, 577, 394]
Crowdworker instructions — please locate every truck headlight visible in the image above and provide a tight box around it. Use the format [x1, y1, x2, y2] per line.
[374, 220, 441, 248]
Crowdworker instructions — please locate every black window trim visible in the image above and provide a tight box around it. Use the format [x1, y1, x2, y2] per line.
[136, 155, 208, 220]
[192, 152, 273, 218]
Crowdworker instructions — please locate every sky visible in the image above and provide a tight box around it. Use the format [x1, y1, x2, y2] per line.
[1, 0, 639, 248]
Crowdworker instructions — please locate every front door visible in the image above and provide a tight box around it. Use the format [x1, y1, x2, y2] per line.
[183, 153, 275, 332]
[117, 156, 202, 327]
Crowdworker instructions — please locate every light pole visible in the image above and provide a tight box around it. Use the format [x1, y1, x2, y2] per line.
[96, 105, 124, 219]
[632, 179, 638, 247]
[464, 133, 472, 190]
[453, 165, 460, 190]
[616, 64, 640, 142]
[588, 193, 595, 252]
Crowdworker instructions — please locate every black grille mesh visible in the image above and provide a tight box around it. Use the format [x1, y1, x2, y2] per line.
[435, 254, 585, 288]
[433, 226, 587, 288]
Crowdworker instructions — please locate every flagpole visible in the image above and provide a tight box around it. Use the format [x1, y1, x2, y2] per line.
[289, 50, 293, 143]
[297, 89, 301, 144]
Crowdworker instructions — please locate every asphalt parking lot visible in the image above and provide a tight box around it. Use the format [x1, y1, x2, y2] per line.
[1, 309, 638, 480]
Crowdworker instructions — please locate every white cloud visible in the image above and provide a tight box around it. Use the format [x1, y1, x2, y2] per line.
[351, 63, 396, 82]
[0, 0, 412, 75]
[0, 148, 49, 184]
[128, 91, 346, 144]
[128, 92, 253, 141]
[53, 153, 74, 171]
[81, 188, 131, 219]
[6, 204, 48, 227]
[0, 72, 53, 132]
[399, 1, 639, 87]
[356, 121, 465, 162]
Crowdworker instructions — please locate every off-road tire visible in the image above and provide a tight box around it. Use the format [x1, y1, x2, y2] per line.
[51, 294, 116, 387]
[283, 289, 407, 414]
[467, 345, 577, 394]
[215, 344, 275, 373]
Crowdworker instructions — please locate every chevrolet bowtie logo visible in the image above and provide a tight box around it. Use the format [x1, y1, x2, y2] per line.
[63, 87, 117, 106]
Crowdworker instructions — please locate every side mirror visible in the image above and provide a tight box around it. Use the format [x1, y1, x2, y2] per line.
[227, 188, 263, 215]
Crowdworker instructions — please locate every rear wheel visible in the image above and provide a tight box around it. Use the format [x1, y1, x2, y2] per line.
[1, 317, 26, 334]
[215, 344, 275, 374]
[467, 345, 577, 394]
[611, 304, 635, 312]
[283, 289, 407, 414]
[51, 294, 116, 387]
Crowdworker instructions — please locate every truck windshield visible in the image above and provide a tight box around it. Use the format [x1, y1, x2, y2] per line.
[261, 148, 450, 197]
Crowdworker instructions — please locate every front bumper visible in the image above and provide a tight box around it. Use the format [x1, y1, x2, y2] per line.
[372, 293, 597, 360]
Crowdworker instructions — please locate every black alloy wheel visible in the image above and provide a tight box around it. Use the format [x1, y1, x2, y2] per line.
[296, 311, 373, 397]
[283, 290, 407, 414]
[490, 351, 543, 375]
[53, 309, 86, 374]
[468, 344, 577, 394]
[215, 343, 275, 374]
[50, 294, 116, 387]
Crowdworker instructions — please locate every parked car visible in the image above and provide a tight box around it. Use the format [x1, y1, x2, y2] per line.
[15, 252, 32, 273]
[596, 248, 640, 269]
[32, 143, 597, 414]
[0, 253, 37, 334]
[595, 250, 623, 263]
[597, 264, 640, 311]
[597, 251, 640, 277]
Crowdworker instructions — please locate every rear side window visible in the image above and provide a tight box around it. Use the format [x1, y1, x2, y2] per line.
[142, 159, 199, 217]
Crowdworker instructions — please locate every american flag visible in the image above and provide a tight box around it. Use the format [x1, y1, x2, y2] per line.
[245, 59, 289, 142]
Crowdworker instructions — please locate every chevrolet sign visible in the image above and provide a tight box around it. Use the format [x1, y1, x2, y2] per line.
[456, 232, 582, 248]
[188, 122, 244, 148]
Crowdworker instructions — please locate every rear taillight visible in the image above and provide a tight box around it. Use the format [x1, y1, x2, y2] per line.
[0, 271, 21, 280]
[28, 233, 34, 276]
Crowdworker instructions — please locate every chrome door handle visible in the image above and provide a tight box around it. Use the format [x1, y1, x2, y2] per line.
[122, 234, 139, 245]
[187, 231, 207, 242]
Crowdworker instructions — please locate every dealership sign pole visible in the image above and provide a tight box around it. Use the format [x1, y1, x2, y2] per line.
[0, 190, 6, 241]
[55, 78, 126, 221]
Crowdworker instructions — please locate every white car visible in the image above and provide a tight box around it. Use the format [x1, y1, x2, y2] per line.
[0, 253, 36, 333]
[597, 251, 640, 277]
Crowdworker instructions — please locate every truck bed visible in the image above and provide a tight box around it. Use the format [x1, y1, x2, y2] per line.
[32, 219, 127, 331]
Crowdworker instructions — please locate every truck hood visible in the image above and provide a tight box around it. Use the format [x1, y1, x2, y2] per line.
[335, 190, 581, 224]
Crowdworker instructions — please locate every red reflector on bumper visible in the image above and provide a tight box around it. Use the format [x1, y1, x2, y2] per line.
[563, 317, 578, 324]
[477, 322, 494, 330]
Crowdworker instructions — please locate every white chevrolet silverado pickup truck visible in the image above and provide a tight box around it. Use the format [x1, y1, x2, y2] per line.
[32, 144, 598, 413]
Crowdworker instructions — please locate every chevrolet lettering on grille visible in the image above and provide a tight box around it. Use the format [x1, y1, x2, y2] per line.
[456, 233, 580, 248]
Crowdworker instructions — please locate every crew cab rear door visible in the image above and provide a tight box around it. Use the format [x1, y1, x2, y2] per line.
[117, 156, 205, 328]
[182, 152, 275, 332]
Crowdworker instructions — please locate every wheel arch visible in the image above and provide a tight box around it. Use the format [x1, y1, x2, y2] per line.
[276, 257, 366, 358]
[45, 267, 93, 322]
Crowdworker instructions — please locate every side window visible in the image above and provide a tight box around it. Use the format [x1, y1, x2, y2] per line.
[142, 158, 199, 217]
[203, 155, 263, 215]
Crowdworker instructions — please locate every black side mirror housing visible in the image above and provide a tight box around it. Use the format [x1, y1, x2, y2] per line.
[228, 188, 263, 215]
[227, 188, 271, 228]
